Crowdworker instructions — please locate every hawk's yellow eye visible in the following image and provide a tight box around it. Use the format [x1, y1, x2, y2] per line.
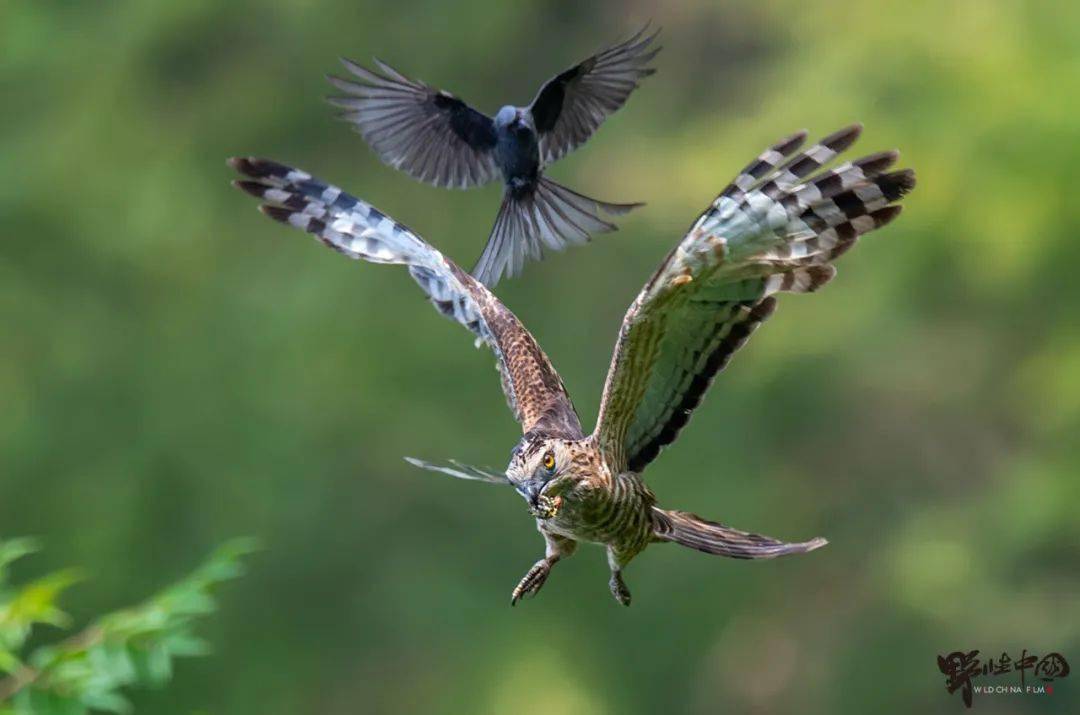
[542, 452, 556, 472]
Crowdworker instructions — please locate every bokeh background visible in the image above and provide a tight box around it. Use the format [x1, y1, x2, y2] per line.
[3, 1, 1079, 713]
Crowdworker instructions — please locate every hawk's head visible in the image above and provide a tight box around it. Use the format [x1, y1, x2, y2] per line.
[506, 435, 587, 519]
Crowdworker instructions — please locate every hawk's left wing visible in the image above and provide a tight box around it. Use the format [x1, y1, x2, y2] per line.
[592, 125, 915, 474]
[230, 157, 583, 440]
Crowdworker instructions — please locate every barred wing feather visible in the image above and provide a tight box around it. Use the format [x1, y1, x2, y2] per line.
[592, 125, 915, 474]
[229, 157, 582, 439]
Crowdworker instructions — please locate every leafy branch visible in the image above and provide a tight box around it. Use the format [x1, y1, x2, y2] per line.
[0, 538, 255, 714]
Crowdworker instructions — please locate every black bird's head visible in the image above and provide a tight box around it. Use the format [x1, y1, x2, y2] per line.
[495, 105, 532, 134]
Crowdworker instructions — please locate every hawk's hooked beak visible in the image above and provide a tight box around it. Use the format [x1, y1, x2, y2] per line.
[517, 478, 561, 519]
[517, 479, 542, 508]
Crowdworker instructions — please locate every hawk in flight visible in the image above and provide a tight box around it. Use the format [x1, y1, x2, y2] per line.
[326, 25, 659, 287]
[230, 124, 914, 605]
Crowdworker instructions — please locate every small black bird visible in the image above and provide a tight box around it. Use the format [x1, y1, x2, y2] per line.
[327, 26, 660, 287]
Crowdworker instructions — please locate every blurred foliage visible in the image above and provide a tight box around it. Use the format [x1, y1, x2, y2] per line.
[0, 539, 253, 714]
[2, 0, 1079, 713]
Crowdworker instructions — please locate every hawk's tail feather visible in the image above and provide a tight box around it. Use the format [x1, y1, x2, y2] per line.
[470, 177, 643, 288]
[651, 508, 827, 559]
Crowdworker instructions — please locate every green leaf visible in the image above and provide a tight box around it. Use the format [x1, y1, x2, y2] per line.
[86, 643, 136, 686]
[143, 644, 171, 687]
[22, 688, 87, 715]
[79, 691, 131, 714]
[0, 540, 41, 584]
[0, 649, 22, 676]
[0, 570, 82, 652]
[161, 633, 210, 658]
[1, 539, 251, 710]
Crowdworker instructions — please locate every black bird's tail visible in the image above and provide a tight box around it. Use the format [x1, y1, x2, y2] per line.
[471, 177, 642, 287]
[651, 508, 828, 559]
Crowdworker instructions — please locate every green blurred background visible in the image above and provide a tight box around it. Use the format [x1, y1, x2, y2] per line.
[3, 1, 1079, 713]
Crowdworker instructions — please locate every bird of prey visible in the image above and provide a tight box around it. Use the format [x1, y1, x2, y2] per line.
[229, 124, 914, 605]
[325, 26, 659, 287]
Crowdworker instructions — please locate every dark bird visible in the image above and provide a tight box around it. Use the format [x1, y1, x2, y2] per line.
[230, 124, 915, 605]
[326, 25, 660, 287]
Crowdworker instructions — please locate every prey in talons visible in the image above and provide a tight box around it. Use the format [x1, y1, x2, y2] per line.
[530, 495, 563, 520]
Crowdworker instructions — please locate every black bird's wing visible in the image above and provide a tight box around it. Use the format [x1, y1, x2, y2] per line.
[328, 59, 500, 189]
[528, 25, 660, 166]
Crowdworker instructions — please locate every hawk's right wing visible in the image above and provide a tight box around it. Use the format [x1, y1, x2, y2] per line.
[230, 157, 583, 440]
[592, 125, 915, 474]
[327, 59, 500, 189]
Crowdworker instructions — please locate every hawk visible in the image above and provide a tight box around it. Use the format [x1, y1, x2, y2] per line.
[326, 25, 659, 287]
[229, 124, 914, 605]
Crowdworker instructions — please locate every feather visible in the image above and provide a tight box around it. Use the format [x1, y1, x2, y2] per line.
[471, 177, 641, 287]
[403, 457, 509, 485]
[530, 24, 661, 165]
[327, 59, 499, 189]
[653, 508, 827, 559]
[230, 158, 582, 438]
[592, 126, 915, 473]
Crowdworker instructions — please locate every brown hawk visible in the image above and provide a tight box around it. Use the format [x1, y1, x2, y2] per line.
[230, 124, 914, 605]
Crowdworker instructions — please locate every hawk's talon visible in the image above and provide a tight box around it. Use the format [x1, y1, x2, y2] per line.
[609, 571, 631, 606]
[510, 558, 552, 606]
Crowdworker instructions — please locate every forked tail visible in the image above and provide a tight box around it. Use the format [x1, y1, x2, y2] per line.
[652, 508, 827, 559]
[471, 176, 642, 287]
